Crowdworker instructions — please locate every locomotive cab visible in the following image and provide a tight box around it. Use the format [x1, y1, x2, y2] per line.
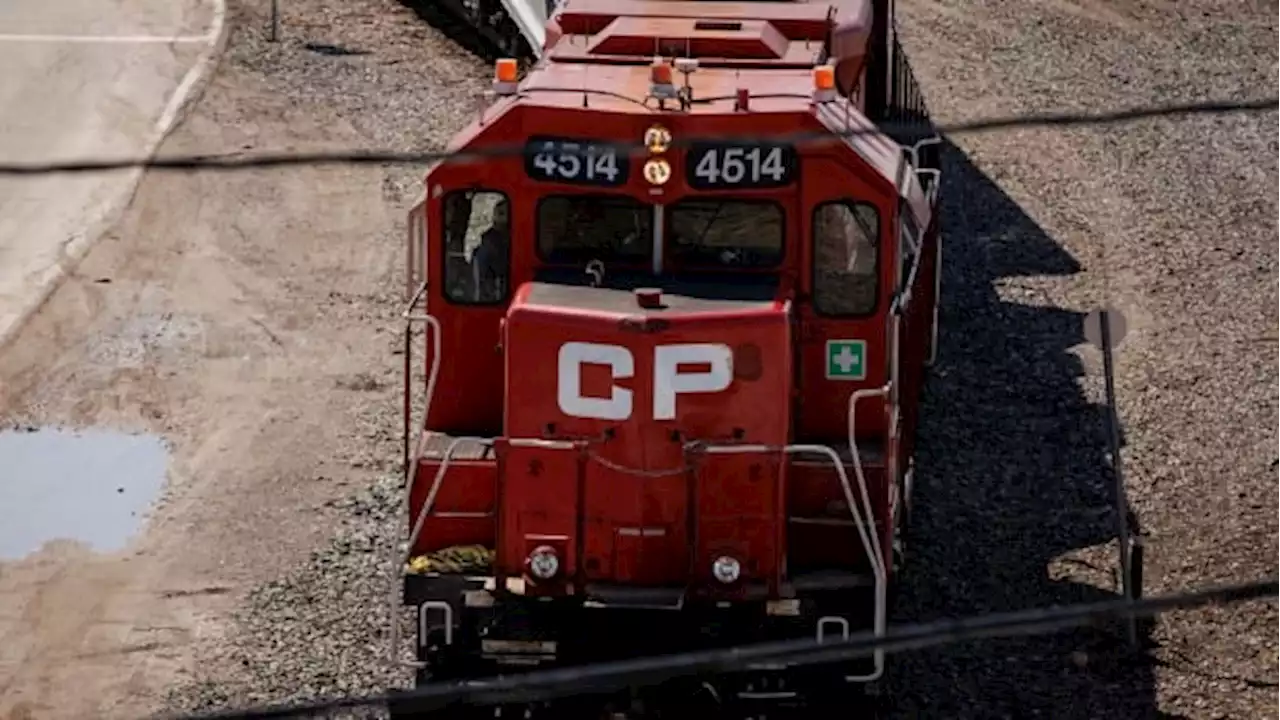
[395, 1, 941, 714]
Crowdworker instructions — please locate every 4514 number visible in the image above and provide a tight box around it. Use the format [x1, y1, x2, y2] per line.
[688, 143, 795, 189]
[526, 137, 628, 187]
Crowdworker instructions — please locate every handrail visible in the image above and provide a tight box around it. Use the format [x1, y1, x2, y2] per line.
[392, 434, 495, 669]
[700, 441, 888, 682]
[890, 241, 924, 316]
[880, 29, 939, 155]
[390, 299, 442, 669]
[845, 382, 894, 682]
[392, 433, 580, 669]
[390, 298, 584, 670]
[927, 231, 942, 367]
[698, 443, 884, 579]
[401, 282, 432, 479]
[904, 136, 943, 184]
[404, 195, 426, 302]
[844, 385, 891, 565]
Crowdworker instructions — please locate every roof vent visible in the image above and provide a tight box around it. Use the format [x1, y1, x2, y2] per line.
[586, 18, 788, 60]
[694, 20, 742, 31]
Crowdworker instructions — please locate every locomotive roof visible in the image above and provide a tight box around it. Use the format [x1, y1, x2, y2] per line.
[442, 0, 934, 222]
[497, 63, 923, 215]
[549, 0, 874, 53]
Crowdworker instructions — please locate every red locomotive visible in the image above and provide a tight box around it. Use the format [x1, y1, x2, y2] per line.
[393, 0, 942, 714]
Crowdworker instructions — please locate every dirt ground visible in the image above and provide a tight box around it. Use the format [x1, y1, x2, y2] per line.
[0, 1, 484, 718]
[0, 0, 1274, 719]
[892, 0, 1278, 717]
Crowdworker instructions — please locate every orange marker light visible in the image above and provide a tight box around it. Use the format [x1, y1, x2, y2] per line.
[495, 58, 519, 84]
[813, 64, 835, 91]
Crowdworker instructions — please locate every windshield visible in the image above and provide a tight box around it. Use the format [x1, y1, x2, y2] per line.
[667, 200, 784, 268]
[537, 195, 652, 265]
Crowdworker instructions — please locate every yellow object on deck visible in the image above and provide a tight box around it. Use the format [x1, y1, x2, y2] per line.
[406, 545, 495, 575]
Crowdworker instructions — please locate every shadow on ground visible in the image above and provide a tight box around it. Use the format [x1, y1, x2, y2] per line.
[886, 138, 1169, 718]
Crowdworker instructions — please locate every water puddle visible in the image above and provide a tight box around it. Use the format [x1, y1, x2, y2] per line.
[0, 426, 170, 560]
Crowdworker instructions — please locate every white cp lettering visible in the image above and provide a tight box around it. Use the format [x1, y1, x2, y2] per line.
[557, 342, 734, 421]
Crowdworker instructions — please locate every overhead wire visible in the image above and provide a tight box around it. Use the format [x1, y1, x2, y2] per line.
[6, 93, 1259, 718]
[0, 97, 1272, 176]
[167, 578, 1277, 720]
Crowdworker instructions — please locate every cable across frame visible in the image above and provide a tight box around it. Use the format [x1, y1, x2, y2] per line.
[0, 98, 1272, 176]
[5, 95, 1261, 718]
[167, 578, 1277, 720]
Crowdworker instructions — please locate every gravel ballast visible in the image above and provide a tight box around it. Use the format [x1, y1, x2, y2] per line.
[170, 476, 409, 716]
[891, 1, 1277, 717]
[165, 0, 483, 714]
[167, 1, 1277, 718]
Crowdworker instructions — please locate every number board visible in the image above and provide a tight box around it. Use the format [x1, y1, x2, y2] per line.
[686, 141, 798, 190]
[524, 136, 629, 187]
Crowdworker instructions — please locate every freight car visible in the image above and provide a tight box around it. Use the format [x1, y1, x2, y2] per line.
[391, 0, 942, 715]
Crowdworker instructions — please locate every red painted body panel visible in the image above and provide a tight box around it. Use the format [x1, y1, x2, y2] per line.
[693, 451, 786, 592]
[420, 104, 914, 439]
[786, 449, 890, 571]
[405, 0, 943, 605]
[499, 285, 792, 586]
[410, 445, 895, 578]
[496, 441, 582, 579]
[409, 459, 496, 553]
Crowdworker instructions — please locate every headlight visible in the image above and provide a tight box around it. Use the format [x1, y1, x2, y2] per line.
[527, 545, 560, 580]
[712, 555, 741, 584]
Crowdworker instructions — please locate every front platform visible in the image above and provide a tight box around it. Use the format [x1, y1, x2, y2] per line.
[396, 571, 885, 718]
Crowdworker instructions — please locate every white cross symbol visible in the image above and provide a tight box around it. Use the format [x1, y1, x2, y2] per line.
[833, 345, 859, 373]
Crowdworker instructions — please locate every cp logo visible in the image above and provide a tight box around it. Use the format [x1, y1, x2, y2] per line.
[557, 342, 733, 421]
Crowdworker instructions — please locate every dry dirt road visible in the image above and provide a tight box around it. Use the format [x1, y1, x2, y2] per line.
[0, 0, 222, 350]
[0, 1, 485, 718]
[0, 0, 1275, 719]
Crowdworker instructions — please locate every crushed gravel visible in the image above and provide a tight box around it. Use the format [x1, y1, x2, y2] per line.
[891, 1, 1277, 718]
[168, 475, 408, 718]
[164, 0, 481, 715]
[220, 0, 487, 197]
[165, 0, 1276, 718]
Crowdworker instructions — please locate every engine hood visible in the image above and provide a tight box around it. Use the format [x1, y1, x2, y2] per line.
[503, 279, 793, 467]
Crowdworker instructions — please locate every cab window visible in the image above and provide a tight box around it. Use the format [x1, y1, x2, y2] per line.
[442, 190, 510, 305]
[537, 195, 652, 265]
[667, 199, 783, 268]
[812, 201, 879, 316]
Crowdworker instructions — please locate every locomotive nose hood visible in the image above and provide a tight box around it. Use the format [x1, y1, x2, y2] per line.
[499, 278, 793, 588]
[503, 279, 792, 452]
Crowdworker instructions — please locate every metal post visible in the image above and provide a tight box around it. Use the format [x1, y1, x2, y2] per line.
[1098, 310, 1139, 647]
[403, 321, 412, 483]
[269, 0, 280, 42]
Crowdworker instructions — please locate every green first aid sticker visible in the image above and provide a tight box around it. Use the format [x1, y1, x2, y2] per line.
[825, 340, 866, 380]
